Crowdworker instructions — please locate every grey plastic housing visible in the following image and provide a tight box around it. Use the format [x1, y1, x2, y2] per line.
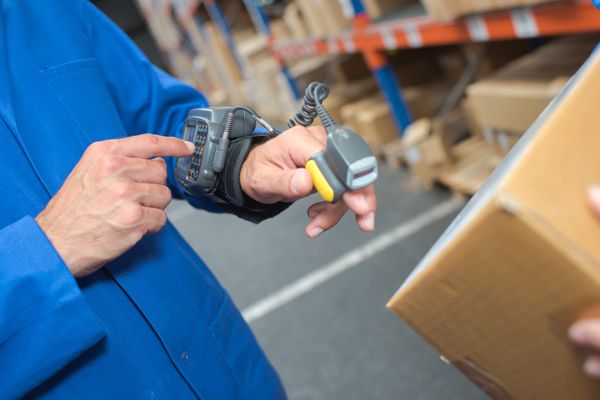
[175, 107, 256, 197]
[325, 126, 378, 191]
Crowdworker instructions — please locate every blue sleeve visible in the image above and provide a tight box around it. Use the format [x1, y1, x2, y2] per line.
[75, 1, 221, 212]
[0, 217, 106, 399]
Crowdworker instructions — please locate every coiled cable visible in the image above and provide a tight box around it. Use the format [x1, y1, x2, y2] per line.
[288, 82, 336, 129]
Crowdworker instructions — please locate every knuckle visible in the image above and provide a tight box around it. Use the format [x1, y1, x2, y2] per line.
[156, 164, 168, 183]
[121, 203, 145, 226]
[162, 186, 172, 202]
[85, 141, 106, 157]
[286, 125, 310, 138]
[98, 155, 121, 175]
[154, 185, 172, 205]
[308, 125, 326, 137]
[141, 133, 160, 147]
[157, 210, 167, 227]
[147, 210, 167, 234]
[248, 174, 267, 195]
[111, 181, 133, 199]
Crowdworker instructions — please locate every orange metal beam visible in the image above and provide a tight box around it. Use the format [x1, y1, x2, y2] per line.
[272, 1, 600, 59]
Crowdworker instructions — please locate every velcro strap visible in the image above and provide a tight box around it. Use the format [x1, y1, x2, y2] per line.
[212, 135, 291, 223]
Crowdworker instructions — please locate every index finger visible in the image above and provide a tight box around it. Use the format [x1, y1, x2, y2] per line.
[110, 134, 194, 159]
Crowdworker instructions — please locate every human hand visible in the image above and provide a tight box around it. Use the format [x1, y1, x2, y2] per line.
[36, 134, 194, 278]
[240, 125, 377, 238]
[569, 185, 600, 378]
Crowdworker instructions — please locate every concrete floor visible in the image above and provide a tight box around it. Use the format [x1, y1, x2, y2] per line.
[167, 165, 486, 400]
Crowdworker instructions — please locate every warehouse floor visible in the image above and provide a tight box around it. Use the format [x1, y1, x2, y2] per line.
[166, 165, 486, 400]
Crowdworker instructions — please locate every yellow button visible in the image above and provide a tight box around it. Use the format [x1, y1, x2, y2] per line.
[306, 159, 335, 203]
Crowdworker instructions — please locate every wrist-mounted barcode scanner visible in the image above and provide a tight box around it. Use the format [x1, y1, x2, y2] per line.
[175, 82, 378, 205]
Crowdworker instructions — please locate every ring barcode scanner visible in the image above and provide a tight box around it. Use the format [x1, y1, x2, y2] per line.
[289, 82, 378, 203]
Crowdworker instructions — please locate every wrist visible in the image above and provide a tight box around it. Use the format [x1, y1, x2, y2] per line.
[240, 150, 256, 200]
[35, 212, 81, 277]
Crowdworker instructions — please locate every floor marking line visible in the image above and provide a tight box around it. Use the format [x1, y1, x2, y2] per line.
[242, 198, 464, 323]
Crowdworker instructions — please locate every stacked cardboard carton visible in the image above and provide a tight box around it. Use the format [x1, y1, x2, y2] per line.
[421, 0, 564, 20]
[236, 33, 298, 126]
[396, 107, 499, 195]
[341, 82, 451, 156]
[467, 34, 600, 157]
[294, 0, 350, 38]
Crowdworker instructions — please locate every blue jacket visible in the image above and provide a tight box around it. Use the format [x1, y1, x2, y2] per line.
[0, 1, 285, 399]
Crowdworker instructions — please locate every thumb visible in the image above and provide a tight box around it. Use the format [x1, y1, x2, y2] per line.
[275, 168, 314, 202]
[246, 166, 314, 204]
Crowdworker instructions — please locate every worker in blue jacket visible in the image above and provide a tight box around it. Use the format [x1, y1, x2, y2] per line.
[0, 1, 377, 399]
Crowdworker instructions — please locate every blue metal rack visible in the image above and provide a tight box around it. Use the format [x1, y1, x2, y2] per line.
[346, 0, 412, 135]
[204, 0, 247, 78]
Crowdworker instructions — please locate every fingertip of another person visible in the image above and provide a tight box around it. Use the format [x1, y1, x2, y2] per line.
[588, 184, 600, 209]
[584, 357, 600, 378]
[569, 321, 590, 345]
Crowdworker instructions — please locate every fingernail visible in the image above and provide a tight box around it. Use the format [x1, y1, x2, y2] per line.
[584, 358, 600, 377]
[308, 227, 324, 239]
[184, 140, 195, 153]
[569, 322, 591, 345]
[364, 212, 375, 231]
[291, 172, 302, 195]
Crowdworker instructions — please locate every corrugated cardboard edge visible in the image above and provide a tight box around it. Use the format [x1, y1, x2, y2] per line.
[452, 357, 515, 400]
[387, 45, 600, 305]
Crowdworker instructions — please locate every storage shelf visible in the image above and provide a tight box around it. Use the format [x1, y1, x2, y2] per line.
[272, 1, 600, 59]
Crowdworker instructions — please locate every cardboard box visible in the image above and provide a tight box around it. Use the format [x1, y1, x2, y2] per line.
[364, 0, 417, 20]
[388, 47, 600, 399]
[461, 98, 484, 139]
[340, 97, 393, 155]
[331, 55, 372, 84]
[391, 49, 444, 87]
[283, 3, 309, 39]
[353, 100, 401, 154]
[421, 0, 564, 21]
[381, 138, 405, 170]
[324, 79, 379, 123]
[467, 35, 599, 133]
[402, 118, 451, 186]
[340, 81, 450, 131]
[437, 138, 500, 196]
[296, 0, 349, 37]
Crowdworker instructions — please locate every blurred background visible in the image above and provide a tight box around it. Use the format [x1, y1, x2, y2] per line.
[91, 0, 600, 398]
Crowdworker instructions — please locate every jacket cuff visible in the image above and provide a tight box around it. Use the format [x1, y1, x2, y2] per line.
[1, 216, 106, 399]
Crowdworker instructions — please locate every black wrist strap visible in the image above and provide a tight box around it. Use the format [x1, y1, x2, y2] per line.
[210, 135, 292, 224]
